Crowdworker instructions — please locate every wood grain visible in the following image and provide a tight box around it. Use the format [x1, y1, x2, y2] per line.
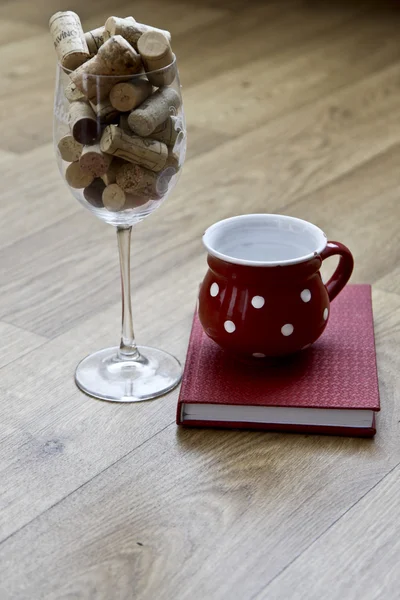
[281, 145, 400, 285]
[258, 464, 400, 600]
[0, 0, 399, 598]
[0, 146, 80, 250]
[0, 322, 46, 368]
[185, 10, 400, 137]
[4, 63, 400, 337]
[0, 1, 227, 153]
[375, 267, 400, 296]
[0, 19, 43, 46]
[0, 292, 397, 599]
[174, 0, 370, 87]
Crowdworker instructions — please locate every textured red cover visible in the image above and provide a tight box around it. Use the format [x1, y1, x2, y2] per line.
[177, 285, 379, 436]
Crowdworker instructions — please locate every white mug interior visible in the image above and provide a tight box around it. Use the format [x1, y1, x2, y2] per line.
[203, 214, 328, 267]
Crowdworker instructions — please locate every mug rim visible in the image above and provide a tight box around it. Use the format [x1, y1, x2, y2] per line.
[203, 214, 328, 267]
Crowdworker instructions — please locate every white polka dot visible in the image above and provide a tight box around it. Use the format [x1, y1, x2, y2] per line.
[253, 352, 266, 358]
[224, 320, 236, 333]
[323, 308, 329, 321]
[210, 282, 219, 297]
[281, 324, 294, 336]
[300, 289, 311, 303]
[251, 295, 265, 309]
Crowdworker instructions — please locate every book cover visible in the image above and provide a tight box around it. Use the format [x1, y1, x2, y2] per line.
[177, 285, 380, 437]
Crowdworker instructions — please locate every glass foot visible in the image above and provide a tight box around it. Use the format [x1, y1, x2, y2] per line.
[75, 346, 182, 402]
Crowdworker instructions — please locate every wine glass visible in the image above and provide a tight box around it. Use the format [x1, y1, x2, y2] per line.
[53, 58, 186, 402]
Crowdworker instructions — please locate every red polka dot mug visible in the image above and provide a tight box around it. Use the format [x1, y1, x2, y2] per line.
[198, 214, 354, 358]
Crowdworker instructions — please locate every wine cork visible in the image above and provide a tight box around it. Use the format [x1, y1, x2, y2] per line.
[148, 115, 182, 146]
[79, 144, 113, 177]
[119, 113, 131, 133]
[65, 161, 94, 188]
[173, 129, 186, 153]
[157, 167, 175, 195]
[102, 184, 127, 211]
[85, 26, 105, 55]
[70, 35, 142, 102]
[165, 149, 180, 171]
[157, 150, 181, 192]
[103, 184, 149, 211]
[137, 31, 175, 87]
[127, 87, 181, 136]
[49, 11, 90, 70]
[57, 134, 83, 162]
[89, 99, 119, 123]
[116, 162, 167, 197]
[76, 74, 126, 104]
[127, 195, 151, 208]
[83, 178, 105, 207]
[65, 81, 85, 102]
[69, 100, 100, 144]
[101, 158, 127, 186]
[97, 35, 142, 74]
[109, 78, 152, 112]
[100, 125, 168, 172]
[104, 16, 171, 49]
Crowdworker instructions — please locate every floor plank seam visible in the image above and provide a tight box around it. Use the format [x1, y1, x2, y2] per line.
[0, 0, 399, 591]
[0, 420, 176, 548]
[13, 40, 399, 211]
[11, 6, 390, 169]
[21, 125, 395, 277]
[0, 231, 200, 340]
[0, 208, 81, 255]
[195, 53, 400, 174]
[0, 321, 47, 342]
[373, 287, 400, 300]
[251, 459, 400, 598]
[276, 140, 400, 217]
[0, 338, 49, 373]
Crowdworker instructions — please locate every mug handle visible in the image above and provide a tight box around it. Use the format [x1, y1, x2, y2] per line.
[320, 241, 354, 302]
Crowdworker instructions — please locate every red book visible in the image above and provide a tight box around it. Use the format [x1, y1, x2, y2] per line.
[177, 285, 379, 436]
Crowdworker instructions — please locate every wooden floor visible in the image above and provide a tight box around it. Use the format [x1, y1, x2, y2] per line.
[0, 0, 399, 597]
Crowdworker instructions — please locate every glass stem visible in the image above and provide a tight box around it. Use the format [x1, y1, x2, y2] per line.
[117, 226, 140, 360]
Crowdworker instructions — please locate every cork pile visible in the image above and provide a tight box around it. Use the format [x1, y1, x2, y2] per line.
[50, 11, 184, 212]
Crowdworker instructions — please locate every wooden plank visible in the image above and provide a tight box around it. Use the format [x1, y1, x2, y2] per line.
[0, 0, 227, 31]
[0, 289, 397, 598]
[0, 149, 15, 161]
[0, 262, 196, 542]
[2, 65, 400, 337]
[0, 210, 120, 337]
[0, 88, 54, 153]
[0, 201, 197, 337]
[106, 0, 229, 36]
[375, 267, 400, 296]
[280, 145, 400, 286]
[0, 144, 80, 250]
[257, 462, 400, 600]
[184, 10, 400, 137]
[0, 0, 136, 26]
[0, 0, 399, 596]
[0, 32, 60, 153]
[0, 321, 46, 368]
[0, 33, 54, 102]
[178, 61, 400, 224]
[0, 19, 43, 46]
[174, 1, 370, 87]
[0, 1, 371, 153]
[0, 0, 228, 153]
[185, 126, 233, 162]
